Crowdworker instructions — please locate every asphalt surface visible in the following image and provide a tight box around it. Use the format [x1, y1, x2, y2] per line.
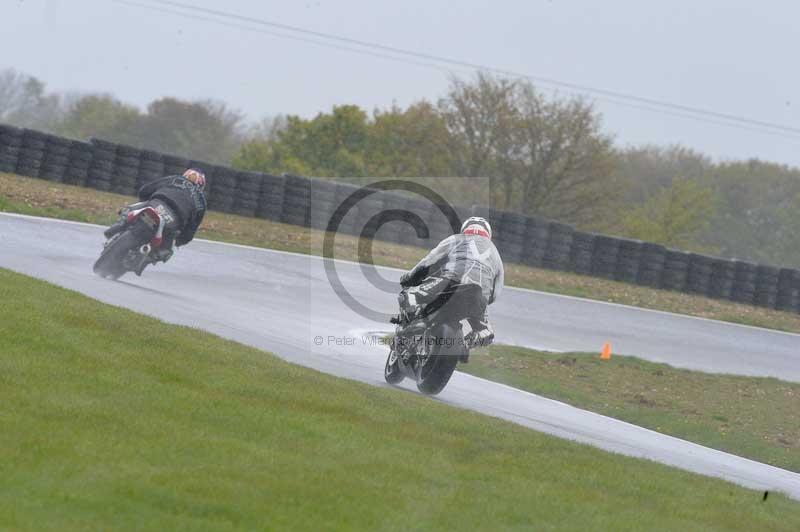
[1, 212, 799, 500]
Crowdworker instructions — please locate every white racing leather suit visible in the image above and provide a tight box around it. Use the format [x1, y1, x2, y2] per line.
[401, 232, 504, 347]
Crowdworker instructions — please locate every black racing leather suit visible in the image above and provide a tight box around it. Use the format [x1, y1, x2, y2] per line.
[137, 175, 207, 247]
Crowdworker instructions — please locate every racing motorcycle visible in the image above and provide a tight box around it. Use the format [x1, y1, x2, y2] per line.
[93, 200, 177, 280]
[384, 287, 474, 395]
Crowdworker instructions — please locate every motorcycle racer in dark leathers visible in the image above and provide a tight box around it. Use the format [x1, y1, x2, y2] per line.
[104, 168, 207, 263]
[398, 216, 504, 352]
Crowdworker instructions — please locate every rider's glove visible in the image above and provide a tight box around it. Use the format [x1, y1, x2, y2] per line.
[399, 272, 412, 287]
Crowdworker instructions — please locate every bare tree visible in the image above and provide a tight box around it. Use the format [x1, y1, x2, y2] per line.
[438, 73, 618, 224]
[0, 68, 62, 129]
[437, 72, 518, 182]
[508, 83, 617, 224]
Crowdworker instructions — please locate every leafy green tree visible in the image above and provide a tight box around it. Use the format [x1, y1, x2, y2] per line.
[612, 145, 712, 204]
[702, 159, 800, 264]
[622, 178, 716, 250]
[771, 192, 800, 267]
[137, 98, 244, 163]
[235, 105, 369, 177]
[55, 94, 141, 142]
[55, 95, 244, 163]
[367, 101, 453, 177]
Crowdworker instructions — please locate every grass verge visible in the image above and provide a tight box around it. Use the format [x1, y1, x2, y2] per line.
[0, 267, 798, 530]
[3, 171, 800, 334]
[462, 345, 800, 472]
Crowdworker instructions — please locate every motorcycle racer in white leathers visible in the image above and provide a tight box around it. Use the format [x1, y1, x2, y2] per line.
[399, 216, 504, 349]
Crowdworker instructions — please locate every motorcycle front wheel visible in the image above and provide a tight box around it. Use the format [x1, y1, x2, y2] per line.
[384, 348, 405, 384]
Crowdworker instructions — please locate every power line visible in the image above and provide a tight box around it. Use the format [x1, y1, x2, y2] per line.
[117, 0, 800, 139]
[115, 0, 800, 140]
[115, 0, 472, 77]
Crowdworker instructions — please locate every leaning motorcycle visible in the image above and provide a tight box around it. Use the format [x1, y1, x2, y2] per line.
[384, 288, 471, 395]
[93, 201, 176, 280]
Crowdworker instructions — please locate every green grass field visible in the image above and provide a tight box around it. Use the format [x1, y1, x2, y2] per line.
[1, 268, 799, 530]
[4, 171, 800, 334]
[463, 346, 800, 472]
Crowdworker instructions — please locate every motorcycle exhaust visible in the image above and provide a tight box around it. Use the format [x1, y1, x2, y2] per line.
[139, 244, 151, 255]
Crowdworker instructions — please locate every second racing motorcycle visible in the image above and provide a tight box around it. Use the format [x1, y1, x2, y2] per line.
[93, 200, 177, 280]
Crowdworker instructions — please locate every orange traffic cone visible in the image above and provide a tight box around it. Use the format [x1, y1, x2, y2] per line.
[600, 342, 612, 360]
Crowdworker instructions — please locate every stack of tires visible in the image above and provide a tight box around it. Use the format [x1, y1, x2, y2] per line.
[569, 232, 595, 275]
[256, 174, 285, 222]
[615, 238, 642, 283]
[39, 134, 72, 182]
[754, 265, 780, 308]
[469, 204, 492, 220]
[636, 243, 666, 287]
[16, 129, 48, 178]
[232, 171, 262, 217]
[521, 216, 550, 268]
[543, 222, 574, 270]
[708, 258, 736, 300]
[87, 138, 117, 191]
[205, 165, 234, 213]
[337, 182, 370, 237]
[591, 235, 620, 280]
[776, 268, 800, 313]
[163, 154, 190, 176]
[661, 250, 690, 291]
[396, 196, 432, 247]
[64, 141, 93, 187]
[281, 174, 311, 227]
[731, 260, 758, 305]
[137, 150, 165, 188]
[356, 191, 386, 239]
[418, 203, 453, 247]
[0, 124, 23, 173]
[113, 144, 142, 196]
[373, 192, 409, 244]
[492, 212, 526, 263]
[308, 179, 341, 231]
[686, 254, 714, 295]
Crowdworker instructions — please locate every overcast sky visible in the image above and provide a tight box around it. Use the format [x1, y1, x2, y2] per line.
[2, 0, 799, 166]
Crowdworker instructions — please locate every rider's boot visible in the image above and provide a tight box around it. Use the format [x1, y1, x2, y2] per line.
[465, 327, 494, 349]
[463, 321, 495, 362]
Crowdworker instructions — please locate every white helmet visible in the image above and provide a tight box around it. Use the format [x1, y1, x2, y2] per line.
[460, 216, 492, 239]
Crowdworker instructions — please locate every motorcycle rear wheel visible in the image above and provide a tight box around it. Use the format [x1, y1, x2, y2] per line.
[93, 228, 144, 280]
[416, 323, 463, 396]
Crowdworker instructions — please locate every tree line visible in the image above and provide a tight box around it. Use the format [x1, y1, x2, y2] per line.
[0, 68, 244, 163]
[2, 67, 799, 268]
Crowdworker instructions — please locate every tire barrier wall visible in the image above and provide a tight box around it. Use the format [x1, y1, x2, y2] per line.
[2, 123, 799, 313]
